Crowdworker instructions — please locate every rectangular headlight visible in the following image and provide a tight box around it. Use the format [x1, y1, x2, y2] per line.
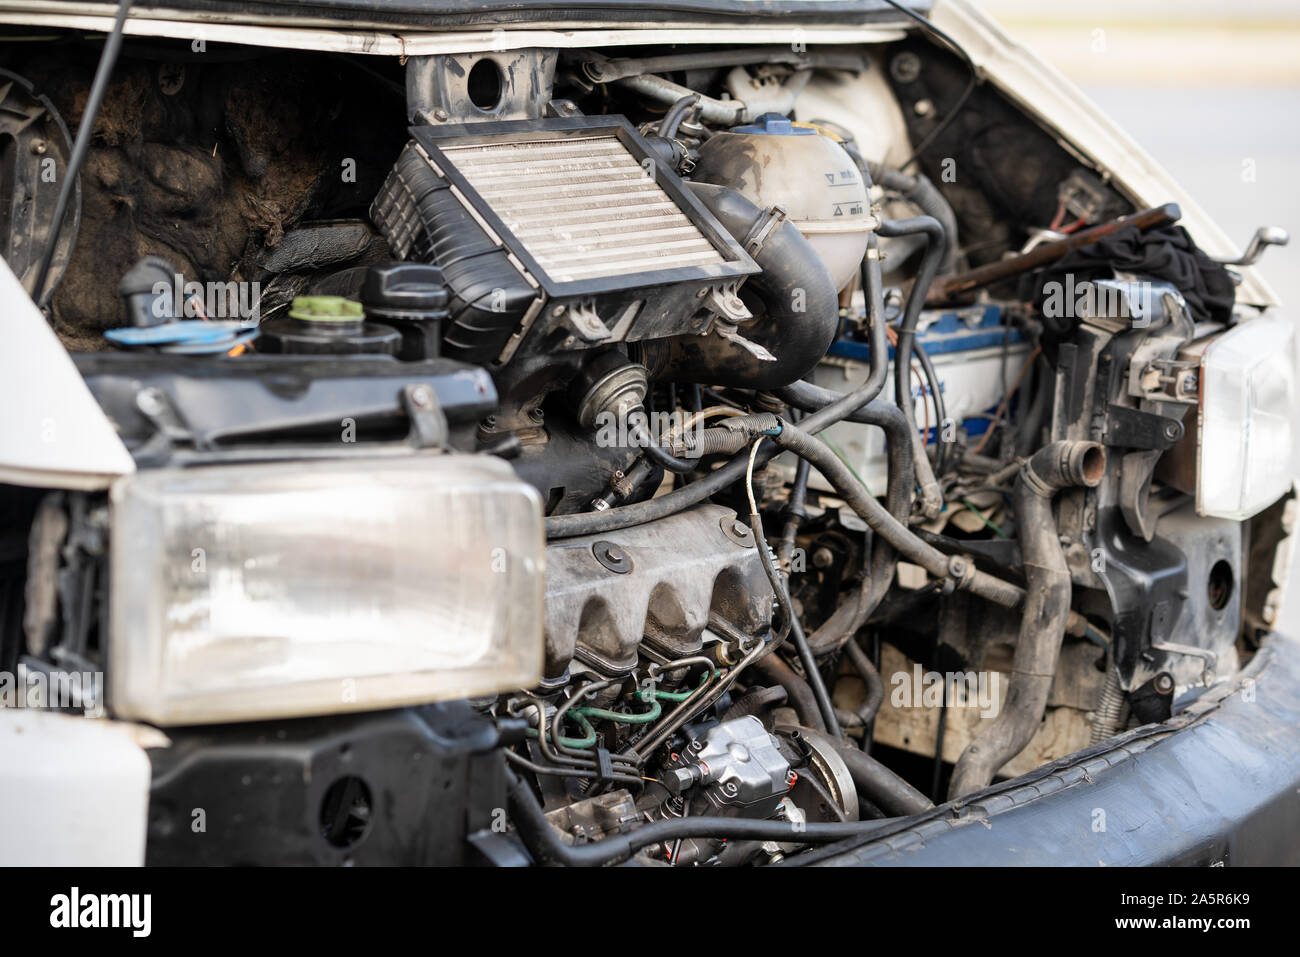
[1198, 313, 1296, 520]
[109, 455, 543, 725]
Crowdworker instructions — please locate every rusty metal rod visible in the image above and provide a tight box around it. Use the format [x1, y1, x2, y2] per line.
[926, 202, 1181, 304]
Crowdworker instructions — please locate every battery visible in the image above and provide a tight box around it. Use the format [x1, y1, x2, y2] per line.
[802, 304, 1030, 496]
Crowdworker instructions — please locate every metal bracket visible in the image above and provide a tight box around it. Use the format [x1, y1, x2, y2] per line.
[1104, 404, 1185, 451]
[565, 298, 613, 343]
[1150, 641, 1218, 685]
[401, 383, 449, 449]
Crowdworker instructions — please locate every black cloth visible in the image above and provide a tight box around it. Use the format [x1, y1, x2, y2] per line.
[1021, 224, 1236, 327]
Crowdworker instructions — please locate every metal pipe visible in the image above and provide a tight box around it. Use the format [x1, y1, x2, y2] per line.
[926, 204, 1182, 304]
[947, 440, 1106, 798]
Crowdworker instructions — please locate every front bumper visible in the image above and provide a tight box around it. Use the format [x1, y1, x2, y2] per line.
[795, 632, 1300, 866]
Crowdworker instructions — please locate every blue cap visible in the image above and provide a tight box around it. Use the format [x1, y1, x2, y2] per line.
[730, 112, 815, 135]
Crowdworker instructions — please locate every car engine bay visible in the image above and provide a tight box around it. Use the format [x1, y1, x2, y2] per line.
[1, 15, 1295, 867]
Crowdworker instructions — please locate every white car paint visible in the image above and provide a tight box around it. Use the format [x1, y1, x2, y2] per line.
[0, 257, 135, 490]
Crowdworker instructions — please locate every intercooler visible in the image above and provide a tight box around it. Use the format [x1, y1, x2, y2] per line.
[371, 117, 758, 363]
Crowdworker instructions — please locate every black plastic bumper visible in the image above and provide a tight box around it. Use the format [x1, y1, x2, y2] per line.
[797, 633, 1300, 866]
[144, 701, 510, 866]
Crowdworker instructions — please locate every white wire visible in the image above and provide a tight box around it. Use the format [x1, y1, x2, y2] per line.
[745, 437, 763, 516]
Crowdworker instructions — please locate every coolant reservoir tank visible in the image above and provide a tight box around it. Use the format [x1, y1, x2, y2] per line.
[690, 113, 872, 291]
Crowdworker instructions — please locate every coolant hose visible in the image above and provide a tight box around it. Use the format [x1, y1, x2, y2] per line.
[768, 422, 1024, 611]
[780, 389, 914, 653]
[640, 183, 839, 392]
[867, 161, 960, 275]
[947, 440, 1106, 799]
[843, 638, 886, 725]
[876, 215, 948, 517]
[506, 767, 901, 866]
[753, 655, 825, 731]
[774, 239, 889, 432]
[829, 739, 934, 817]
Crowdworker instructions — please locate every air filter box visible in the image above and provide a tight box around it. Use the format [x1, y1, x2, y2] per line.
[371, 117, 759, 365]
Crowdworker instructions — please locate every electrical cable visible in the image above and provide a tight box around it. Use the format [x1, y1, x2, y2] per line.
[879, 0, 980, 171]
[32, 0, 133, 308]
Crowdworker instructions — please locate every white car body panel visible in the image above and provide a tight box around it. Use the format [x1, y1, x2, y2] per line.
[0, 258, 136, 490]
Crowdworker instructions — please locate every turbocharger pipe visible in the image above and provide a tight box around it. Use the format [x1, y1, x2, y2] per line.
[639, 183, 840, 392]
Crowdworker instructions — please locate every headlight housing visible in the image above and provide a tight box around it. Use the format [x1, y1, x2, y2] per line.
[1198, 313, 1297, 520]
[109, 454, 543, 725]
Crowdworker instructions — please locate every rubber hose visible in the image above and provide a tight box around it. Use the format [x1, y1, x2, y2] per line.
[830, 739, 935, 817]
[506, 768, 901, 867]
[947, 440, 1106, 798]
[641, 183, 839, 391]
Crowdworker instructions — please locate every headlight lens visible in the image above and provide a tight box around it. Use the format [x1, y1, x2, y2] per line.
[1198, 313, 1296, 520]
[109, 454, 543, 725]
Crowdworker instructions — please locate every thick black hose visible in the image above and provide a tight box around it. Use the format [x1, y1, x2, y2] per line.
[770, 422, 1023, 610]
[830, 740, 934, 817]
[643, 184, 839, 391]
[658, 92, 700, 141]
[506, 768, 898, 866]
[877, 215, 948, 516]
[752, 655, 824, 731]
[774, 239, 889, 434]
[547, 451, 748, 538]
[867, 161, 960, 275]
[33, 0, 133, 307]
[788, 395, 913, 654]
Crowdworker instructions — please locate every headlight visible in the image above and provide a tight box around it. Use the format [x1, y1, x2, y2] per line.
[1198, 313, 1296, 520]
[109, 454, 543, 725]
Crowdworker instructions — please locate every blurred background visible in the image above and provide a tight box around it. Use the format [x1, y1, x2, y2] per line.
[976, 0, 1300, 632]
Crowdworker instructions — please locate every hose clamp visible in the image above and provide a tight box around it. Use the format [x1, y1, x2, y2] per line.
[947, 554, 976, 591]
[742, 205, 789, 257]
[1021, 462, 1055, 499]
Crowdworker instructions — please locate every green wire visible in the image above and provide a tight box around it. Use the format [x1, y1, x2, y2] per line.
[820, 437, 873, 494]
[959, 497, 1007, 538]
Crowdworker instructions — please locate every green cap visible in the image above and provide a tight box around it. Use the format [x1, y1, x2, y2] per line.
[289, 296, 365, 322]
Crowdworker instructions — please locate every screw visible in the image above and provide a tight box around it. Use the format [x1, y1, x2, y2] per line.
[410, 385, 434, 408]
[592, 541, 632, 574]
